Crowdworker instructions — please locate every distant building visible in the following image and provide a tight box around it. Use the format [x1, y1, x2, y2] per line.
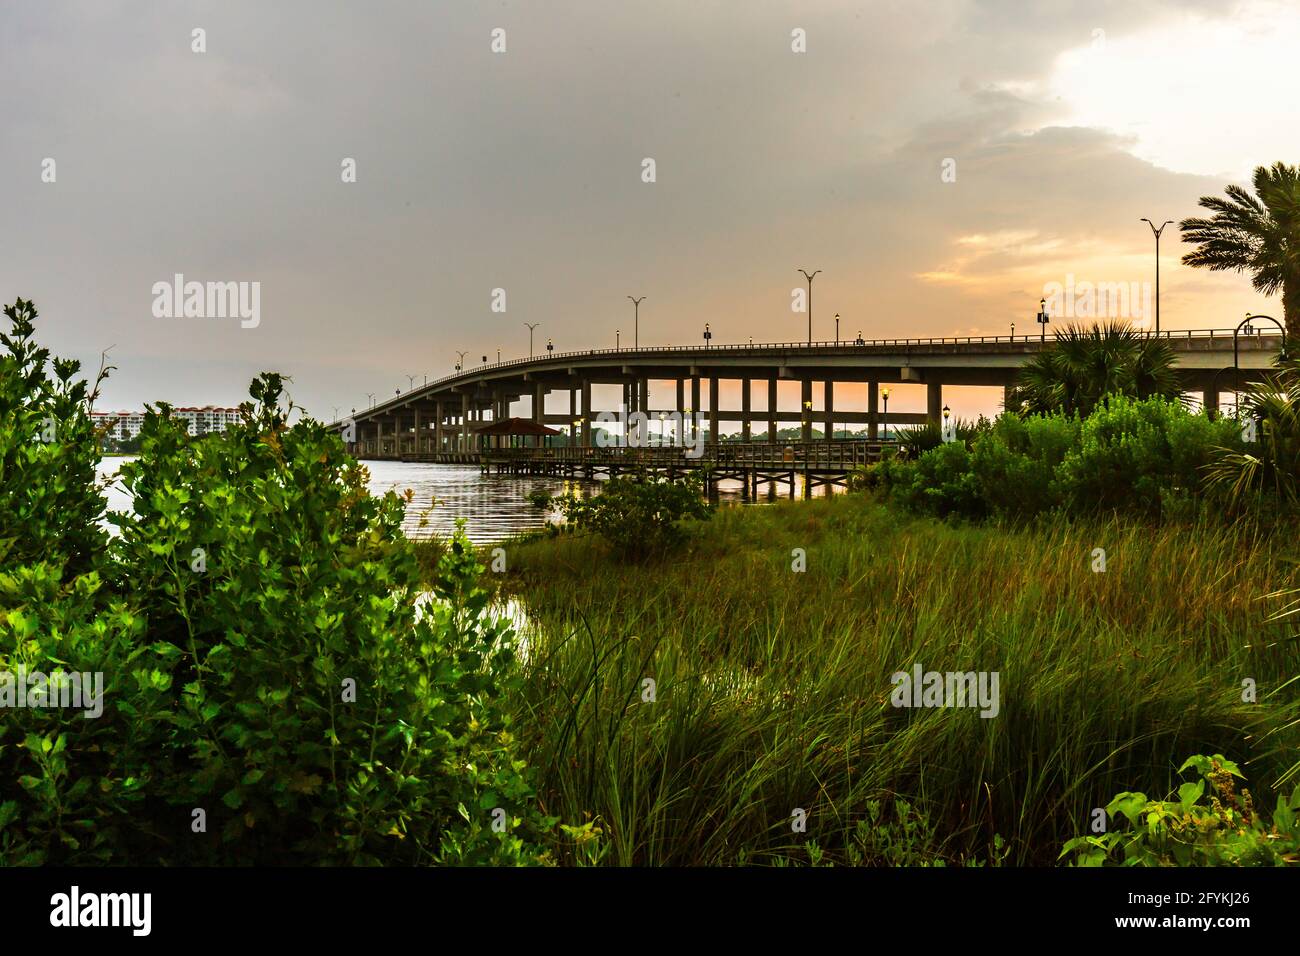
[92, 406, 241, 441]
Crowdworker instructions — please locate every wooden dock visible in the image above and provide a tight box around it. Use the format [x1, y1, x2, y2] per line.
[397, 439, 899, 497]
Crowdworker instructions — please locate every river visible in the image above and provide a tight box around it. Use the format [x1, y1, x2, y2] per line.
[96, 457, 828, 544]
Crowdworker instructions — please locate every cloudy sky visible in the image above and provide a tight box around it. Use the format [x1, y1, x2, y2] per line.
[3, 0, 1297, 420]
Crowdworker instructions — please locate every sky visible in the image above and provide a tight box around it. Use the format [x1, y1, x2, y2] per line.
[2, 0, 1297, 422]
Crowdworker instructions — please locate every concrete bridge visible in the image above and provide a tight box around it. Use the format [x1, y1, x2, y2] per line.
[339, 329, 1283, 459]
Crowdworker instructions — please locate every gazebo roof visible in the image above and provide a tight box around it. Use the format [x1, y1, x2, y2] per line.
[473, 416, 562, 436]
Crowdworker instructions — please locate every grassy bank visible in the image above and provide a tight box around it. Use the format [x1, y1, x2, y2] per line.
[491, 496, 1300, 865]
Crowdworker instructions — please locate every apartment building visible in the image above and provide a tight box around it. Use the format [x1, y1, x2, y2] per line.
[93, 406, 242, 440]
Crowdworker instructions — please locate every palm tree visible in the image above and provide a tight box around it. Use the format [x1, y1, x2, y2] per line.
[1180, 161, 1300, 345]
[1204, 357, 1300, 508]
[1007, 321, 1181, 417]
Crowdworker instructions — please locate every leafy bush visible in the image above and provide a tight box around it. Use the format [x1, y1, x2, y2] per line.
[552, 471, 713, 559]
[1061, 755, 1300, 866]
[861, 397, 1242, 521]
[0, 299, 548, 865]
[1056, 395, 1240, 516]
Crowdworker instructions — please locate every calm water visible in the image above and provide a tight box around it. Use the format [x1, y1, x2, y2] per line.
[96, 457, 830, 544]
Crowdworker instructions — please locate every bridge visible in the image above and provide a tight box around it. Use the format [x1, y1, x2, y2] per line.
[338, 328, 1283, 460]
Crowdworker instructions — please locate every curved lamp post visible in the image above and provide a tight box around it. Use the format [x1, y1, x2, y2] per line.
[1232, 314, 1287, 415]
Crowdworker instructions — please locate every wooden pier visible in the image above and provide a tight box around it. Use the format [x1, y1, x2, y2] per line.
[400, 439, 898, 497]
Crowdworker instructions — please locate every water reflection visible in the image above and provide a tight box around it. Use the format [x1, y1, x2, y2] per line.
[94, 457, 836, 545]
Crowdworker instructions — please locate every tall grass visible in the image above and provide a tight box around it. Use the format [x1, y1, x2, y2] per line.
[493, 497, 1300, 865]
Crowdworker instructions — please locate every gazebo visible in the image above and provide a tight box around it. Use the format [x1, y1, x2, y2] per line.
[473, 417, 562, 451]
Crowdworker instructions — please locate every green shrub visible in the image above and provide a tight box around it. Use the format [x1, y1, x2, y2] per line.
[1061, 755, 1300, 866]
[1056, 395, 1240, 516]
[1, 299, 548, 865]
[970, 413, 1078, 517]
[892, 441, 985, 520]
[553, 471, 713, 560]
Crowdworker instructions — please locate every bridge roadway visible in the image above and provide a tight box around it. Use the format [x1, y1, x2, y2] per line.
[338, 329, 1283, 460]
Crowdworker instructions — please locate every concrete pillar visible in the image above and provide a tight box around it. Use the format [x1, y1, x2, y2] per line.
[824, 381, 834, 441]
[460, 393, 470, 451]
[414, 406, 422, 455]
[569, 387, 577, 443]
[768, 379, 778, 443]
[639, 378, 649, 417]
[927, 382, 943, 423]
[676, 378, 684, 415]
[868, 381, 879, 440]
[708, 376, 719, 446]
[1203, 386, 1219, 419]
[533, 382, 545, 423]
[690, 376, 701, 443]
[741, 378, 751, 442]
[801, 379, 812, 443]
[434, 400, 444, 452]
[581, 380, 592, 446]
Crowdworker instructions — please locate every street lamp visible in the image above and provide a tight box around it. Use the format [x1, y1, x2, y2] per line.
[658, 411, 667, 447]
[1140, 218, 1174, 335]
[703, 323, 712, 348]
[497, 348, 501, 363]
[524, 322, 539, 357]
[1036, 298, 1050, 342]
[798, 269, 821, 345]
[546, 338, 554, 354]
[1010, 321, 1015, 339]
[616, 328, 620, 350]
[455, 350, 467, 372]
[628, 296, 645, 348]
[366, 392, 375, 409]
[834, 313, 840, 344]
[856, 330, 865, 346]
[881, 386, 890, 440]
[1232, 313, 1288, 414]
[406, 375, 417, 391]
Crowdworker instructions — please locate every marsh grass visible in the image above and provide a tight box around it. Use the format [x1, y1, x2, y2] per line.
[492, 496, 1300, 865]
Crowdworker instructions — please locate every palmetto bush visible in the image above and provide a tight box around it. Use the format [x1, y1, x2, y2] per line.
[1206, 358, 1300, 509]
[1008, 321, 1181, 418]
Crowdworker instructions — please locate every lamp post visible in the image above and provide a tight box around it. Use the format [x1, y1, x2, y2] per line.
[524, 322, 539, 357]
[798, 269, 821, 345]
[856, 330, 865, 346]
[365, 392, 375, 409]
[455, 350, 467, 372]
[834, 313, 841, 344]
[406, 375, 417, 391]
[616, 328, 620, 350]
[1231, 313, 1288, 415]
[942, 404, 953, 443]
[546, 338, 554, 354]
[1010, 321, 1015, 339]
[497, 348, 501, 363]
[1140, 218, 1174, 335]
[658, 411, 667, 447]
[881, 386, 890, 441]
[803, 399, 813, 443]
[628, 296, 645, 348]
[703, 323, 712, 348]
[1036, 298, 1050, 342]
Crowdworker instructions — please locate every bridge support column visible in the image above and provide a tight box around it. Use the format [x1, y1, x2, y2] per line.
[868, 381, 879, 439]
[460, 393, 470, 451]
[1203, 386, 1219, 419]
[414, 406, 422, 455]
[533, 382, 545, 424]
[435, 401, 444, 452]
[768, 379, 778, 442]
[639, 378, 649, 418]
[741, 379, 751, 442]
[709, 377, 719, 446]
[927, 382, 943, 424]
[824, 381, 834, 441]
[690, 376, 701, 443]
[581, 380, 592, 446]
[569, 387, 577, 443]
[801, 379, 812, 443]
